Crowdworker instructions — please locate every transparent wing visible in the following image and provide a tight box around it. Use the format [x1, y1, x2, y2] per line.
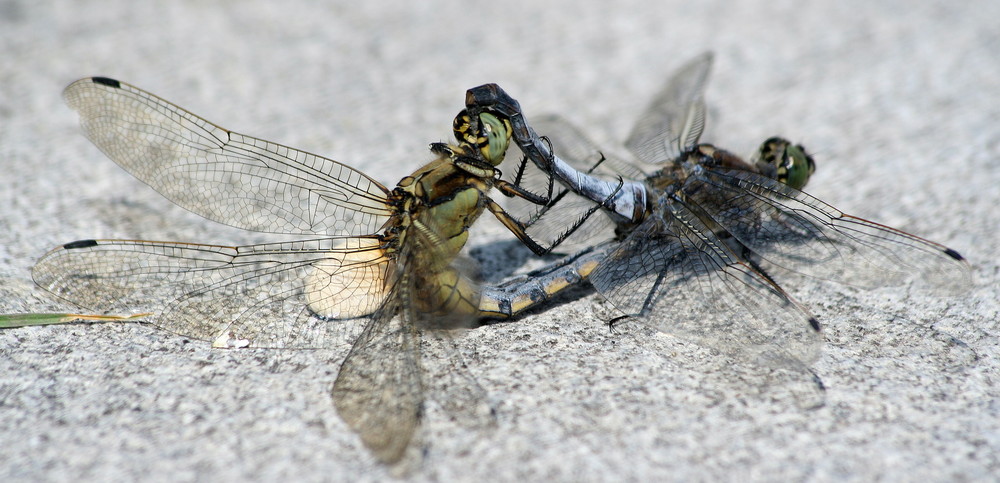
[332, 238, 488, 465]
[420, 331, 497, 430]
[687, 168, 972, 293]
[332, 288, 422, 465]
[590, 200, 823, 370]
[624, 52, 713, 163]
[30, 237, 395, 348]
[31, 235, 429, 463]
[63, 77, 395, 236]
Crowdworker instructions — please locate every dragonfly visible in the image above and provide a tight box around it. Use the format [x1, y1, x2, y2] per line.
[469, 52, 972, 372]
[2, 76, 561, 465]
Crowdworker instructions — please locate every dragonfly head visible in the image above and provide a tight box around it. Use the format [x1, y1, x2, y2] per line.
[752, 137, 816, 190]
[453, 110, 512, 166]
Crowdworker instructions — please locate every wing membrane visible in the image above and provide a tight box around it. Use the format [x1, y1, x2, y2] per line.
[332, 290, 422, 465]
[63, 77, 394, 236]
[332, 239, 487, 465]
[30, 237, 393, 348]
[689, 168, 972, 293]
[590, 200, 823, 370]
[624, 52, 713, 163]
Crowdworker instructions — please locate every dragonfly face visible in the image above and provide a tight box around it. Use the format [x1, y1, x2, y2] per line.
[453, 110, 512, 166]
[751, 137, 817, 191]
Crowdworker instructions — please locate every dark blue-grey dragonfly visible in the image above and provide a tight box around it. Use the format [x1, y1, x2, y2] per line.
[474, 53, 971, 372]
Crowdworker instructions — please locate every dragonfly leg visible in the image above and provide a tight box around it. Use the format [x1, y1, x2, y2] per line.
[510, 173, 627, 254]
[539, 176, 627, 251]
[489, 176, 614, 256]
[484, 199, 550, 256]
[495, 177, 552, 206]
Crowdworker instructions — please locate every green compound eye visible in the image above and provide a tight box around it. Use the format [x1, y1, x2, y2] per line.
[781, 143, 816, 190]
[753, 137, 817, 190]
[477, 112, 511, 166]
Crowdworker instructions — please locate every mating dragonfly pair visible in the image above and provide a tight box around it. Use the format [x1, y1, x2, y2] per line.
[2, 53, 970, 465]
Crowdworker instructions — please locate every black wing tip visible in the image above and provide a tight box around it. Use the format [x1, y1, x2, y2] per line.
[91, 77, 122, 88]
[63, 239, 99, 250]
[943, 248, 965, 262]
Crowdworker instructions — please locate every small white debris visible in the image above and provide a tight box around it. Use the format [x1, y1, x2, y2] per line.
[211, 331, 252, 349]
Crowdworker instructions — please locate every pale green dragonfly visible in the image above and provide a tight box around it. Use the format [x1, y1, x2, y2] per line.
[2, 77, 559, 465]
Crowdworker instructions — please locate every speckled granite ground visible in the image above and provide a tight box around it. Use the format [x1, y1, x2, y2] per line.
[1, 1, 998, 480]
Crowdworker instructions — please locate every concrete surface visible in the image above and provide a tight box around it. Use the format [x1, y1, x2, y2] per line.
[1, 0, 998, 481]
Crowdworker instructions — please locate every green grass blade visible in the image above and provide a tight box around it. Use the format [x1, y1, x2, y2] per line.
[0, 312, 152, 328]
